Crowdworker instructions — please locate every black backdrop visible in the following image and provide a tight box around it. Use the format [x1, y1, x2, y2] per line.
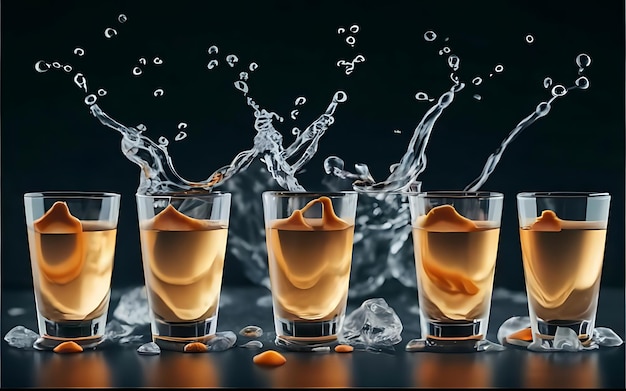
[2, 0, 624, 293]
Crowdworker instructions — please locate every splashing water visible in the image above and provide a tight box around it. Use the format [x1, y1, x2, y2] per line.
[36, 15, 351, 195]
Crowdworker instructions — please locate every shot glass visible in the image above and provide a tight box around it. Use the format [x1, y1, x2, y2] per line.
[136, 191, 231, 351]
[24, 191, 121, 350]
[262, 191, 358, 349]
[408, 191, 504, 350]
[517, 191, 610, 346]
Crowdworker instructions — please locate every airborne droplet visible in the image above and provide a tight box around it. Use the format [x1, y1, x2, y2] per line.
[249, 62, 258, 71]
[473, 94, 482, 101]
[104, 27, 118, 38]
[393, 129, 401, 134]
[543, 77, 553, 89]
[118, 14, 128, 23]
[34, 60, 50, 73]
[153, 89, 164, 97]
[295, 96, 306, 106]
[84, 94, 97, 105]
[350, 24, 360, 33]
[132, 67, 142, 76]
[97, 88, 107, 96]
[333, 91, 347, 103]
[239, 71, 249, 80]
[207, 59, 219, 70]
[208, 45, 219, 54]
[337, 27, 346, 34]
[424, 30, 437, 42]
[551, 84, 567, 97]
[442, 46, 451, 54]
[52, 62, 61, 69]
[158, 136, 169, 146]
[73, 73, 88, 92]
[73, 47, 85, 56]
[175, 131, 187, 141]
[136, 124, 147, 131]
[535, 101, 551, 116]
[139, 57, 147, 65]
[63, 65, 72, 73]
[346, 36, 356, 46]
[290, 109, 299, 120]
[177, 122, 188, 130]
[525, 34, 534, 44]
[234, 81, 248, 94]
[415, 92, 430, 101]
[153, 57, 163, 65]
[576, 53, 591, 74]
[575, 76, 590, 89]
[472, 77, 483, 85]
[447, 55, 460, 71]
[494, 64, 504, 73]
[226, 54, 239, 67]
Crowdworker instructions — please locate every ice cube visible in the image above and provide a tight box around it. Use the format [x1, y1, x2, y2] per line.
[207, 331, 237, 351]
[3, 325, 38, 349]
[113, 286, 150, 325]
[338, 297, 403, 351]
[137, 341, 161, 355]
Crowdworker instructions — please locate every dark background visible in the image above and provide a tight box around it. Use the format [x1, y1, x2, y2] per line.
[2, 0, 624, 293]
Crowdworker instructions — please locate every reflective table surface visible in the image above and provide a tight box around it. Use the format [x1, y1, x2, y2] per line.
[2, 283, 624, 388]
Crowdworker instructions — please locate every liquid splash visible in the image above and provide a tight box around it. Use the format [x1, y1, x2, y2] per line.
[36, 15, 351, 195]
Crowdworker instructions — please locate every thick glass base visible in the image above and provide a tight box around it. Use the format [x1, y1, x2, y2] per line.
[151, 316, 217, 351]
[34, 312, 107, 350]
[274, 317, 341, 350]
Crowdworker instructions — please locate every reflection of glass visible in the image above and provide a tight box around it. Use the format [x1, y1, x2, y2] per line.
[36, 351, 111, 387]
[136, 191, 231, 351]
[24, 191, 120, 350]
[267, 354, 353, 388]
[408, 191, 503, 350]
[413, 353, 492, 388]
[517, 192, 610, 345]
[262, 191, 358, 348]
[522, 352, 599, 388]
[141, 352, 220, 388]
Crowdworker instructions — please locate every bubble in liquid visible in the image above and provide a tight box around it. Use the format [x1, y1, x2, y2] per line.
[337, 27, 346, 34]
[415, 92, 430, 101]
[136, 124, 147, 131]
[104, 27, 118, 38]
[234, 80, 248, 94]
[132, 67, 142, 76]
[84, 94, 97, 105]
[494, 64, 504, 73]
[295, 96, 306, 106]
[208, 45, 219, 54]
[226, 54, 239, 67]
[239, 71, 249, 80]
[153, 57, 163, 65]
[473, 94, 482, 100]
[575, 76, 590, 89]
[63, 65, 72, 72]
[543, 77, 553, 88]
[175, 131, 187, 141]
[207, 59, 219, 69]
[52, 62, 61, 69]
[73, 47, 85, 56]
[447, 54, 460, 71]
[249, 62, 258, 71]
[139, 57, 147, 65]
[73, 73, 88, 92]
[424, 30, 437, 41]
[472, 77, 483, 85]
[290, 109, 299, 120]
[34, 60, 50, 73]
[97, 88, 107, 96]
[525, 34, 534, 44]
[350, 24, 360, 33]
[346, 36, 356, 46]
[118, 14, 128, 23]
[551, 84, 567, 97]
[153, 89, 164, 97]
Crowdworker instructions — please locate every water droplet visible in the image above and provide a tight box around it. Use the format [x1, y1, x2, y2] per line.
[208, 45, 219, 54]
[84, 94, 97, 105]
[175, 131, 187, 141]
[226, 54, 239, 67]
[153, 57, 163, 65]
[449, 72, 459, 83]
[575, 76, 590, 89]
[239, 71, 249, 80]
[290, 109, 299, 120]
[118, 14, 128, 23]
[576, 53, 591, 68]
[334, 91, 348, 103]
[97, 88, 107, 96]
[73, 73, 88, 92]
[234, 80, 248, 94]
[249, 62, 258, 72]
[292, 127, 300, 136]
[415, 92, 429, 101]
[494, 64, 504, 73]
[551, 84, 567, 97]
[136, 124, 147, 131]
[535, 101, 551, 116]
[473, 94, 482, 100]
[52, 62, 61, 69]
[543, 77, 553, 89]
[177, 122, 187, 130]
[153, 89, 164, 97]
[393, 129, 401, 134]
[73, 47, 85, 56]
[472, 77, 483, 85]
[158, 136, 169, 146]
[424, 30, 437, 41]
[525, 34, 534, 44]
[346, 36, 356, 46]
[139, 57, 147, 65]
[132, 67, 142, 76]
[104, 27, 118, 39]
[354, 54, 365, 63]
[63, 65, 72, 72]
[489, 73, 494, 77]
[34, 60, 50, 73]
[442, 46, 451, 54]
[240, 340, 263, 349]
[447, 54, 460, 71]
[207, 59, 219, 69]
[337, 27, 346, 34]
[295, 97, 306, 106]
[350, 24, 360, 33]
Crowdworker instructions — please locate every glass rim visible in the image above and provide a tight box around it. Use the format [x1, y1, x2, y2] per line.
[517, 191, 610, 199]
[409, 190, 504, 199]
[262, 191, 357, 197]
[136, 191, 231, 198]
[24, 191, 120, 199]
